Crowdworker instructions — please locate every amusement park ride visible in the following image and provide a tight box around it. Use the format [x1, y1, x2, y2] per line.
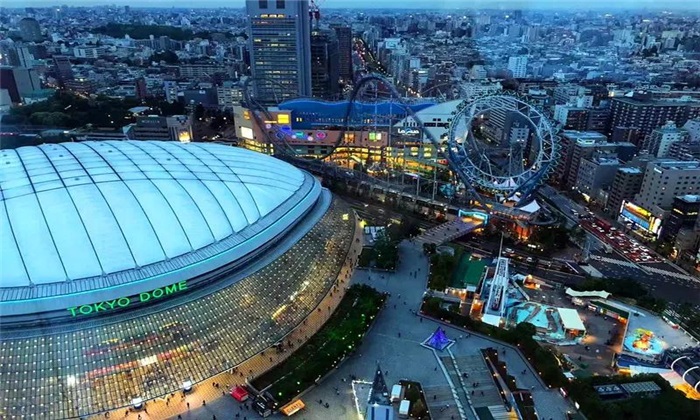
[242, 73, 561, 222]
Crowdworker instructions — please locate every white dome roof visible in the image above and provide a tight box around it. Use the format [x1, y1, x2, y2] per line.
[0, 141, 320, 310]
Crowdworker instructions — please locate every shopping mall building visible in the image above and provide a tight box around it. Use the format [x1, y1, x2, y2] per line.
[0, 141, 361, 418]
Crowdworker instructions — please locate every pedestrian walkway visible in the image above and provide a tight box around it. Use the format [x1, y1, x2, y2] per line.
[415, 219, 482, 246]
[450, 355, 503, 409]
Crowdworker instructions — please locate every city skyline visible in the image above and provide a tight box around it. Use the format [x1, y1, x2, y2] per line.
[6, 0, 700, 11]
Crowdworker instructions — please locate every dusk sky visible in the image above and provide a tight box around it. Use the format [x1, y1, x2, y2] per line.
[6, 0, 700, 11]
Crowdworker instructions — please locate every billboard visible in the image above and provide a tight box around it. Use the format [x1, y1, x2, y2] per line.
[619, 201, 662, 236]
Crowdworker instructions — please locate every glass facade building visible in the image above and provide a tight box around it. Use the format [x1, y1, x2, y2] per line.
[0, 141, 359, 418]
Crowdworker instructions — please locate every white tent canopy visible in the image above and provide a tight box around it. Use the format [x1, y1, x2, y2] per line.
[518, 199, 541, 214]
[565, 288, 611, 300]
[557, 307, 586, 331]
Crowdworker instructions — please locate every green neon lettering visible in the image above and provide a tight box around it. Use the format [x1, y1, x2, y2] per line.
[66, 281, 185, 316]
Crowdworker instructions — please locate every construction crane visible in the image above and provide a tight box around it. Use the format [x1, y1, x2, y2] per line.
[309, 0, 323, 29]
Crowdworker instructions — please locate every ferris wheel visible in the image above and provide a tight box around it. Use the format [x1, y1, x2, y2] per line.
[446, 94, 558, 201]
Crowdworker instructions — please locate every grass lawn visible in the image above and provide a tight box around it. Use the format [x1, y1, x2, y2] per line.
[252, 284, 386, 406]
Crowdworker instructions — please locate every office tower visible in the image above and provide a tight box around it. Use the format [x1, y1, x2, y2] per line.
[507, 55, 528, 78]
[332, 25, 353, 81]
[310, 29, 339, 99]
[246, 0, 311, 103]
[0, 66, 41, 103]
[635, 160, 700, 211]
[18, 17, 42, 42]
[53, 56, 74, 84]
[607, 167, 644, 216]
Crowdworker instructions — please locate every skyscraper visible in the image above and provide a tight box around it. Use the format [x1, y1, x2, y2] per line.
[332, 25, 353, 81]
[246, 0, 311, 103]
[311, 29, 339, 99]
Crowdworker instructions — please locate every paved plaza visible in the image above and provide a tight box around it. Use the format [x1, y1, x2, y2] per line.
[93, 240, 574, 420]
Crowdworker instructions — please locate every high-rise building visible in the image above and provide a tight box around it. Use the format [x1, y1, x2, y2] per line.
[310, 29, 339, 99]
[18, 17, 42, 42]
[332, 25, 353, 81]
[642, 121, 689, 157]
[607, 167, 644, 215]
[15, 46, 34, 68]
[0, 66, 41, 103]
[246, 0, 311, 103]
[574, 154, 621, 202]
[609, 94, 700, 144]
[660, 195, 700, 240]
[52, 55, 74, 84]
[635, 160, 700, 211]
[507, 55, 528, 78]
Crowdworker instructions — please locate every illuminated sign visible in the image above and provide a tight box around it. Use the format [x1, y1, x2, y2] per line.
[241, 126, 254, 140]
[277, 114, 290, 124]
[315, 131, 327, 140]
[368, 132, 382, 141]
[67, 281, 188, 317]
[619, 201, 662, 236]
[398, 128, 420, 135]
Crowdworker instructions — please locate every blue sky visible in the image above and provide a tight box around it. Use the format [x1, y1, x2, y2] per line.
[9, 0, 700, 10]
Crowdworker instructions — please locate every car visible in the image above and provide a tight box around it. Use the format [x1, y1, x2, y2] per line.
[504, 248, 514, 254]
[526, 257, 534, 263]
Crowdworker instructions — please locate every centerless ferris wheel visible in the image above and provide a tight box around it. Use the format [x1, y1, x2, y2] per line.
[446, 94, 559, 203]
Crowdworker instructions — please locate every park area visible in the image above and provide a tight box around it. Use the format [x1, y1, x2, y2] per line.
[427, 244, 489, 293]
[251, 284, 386, 407]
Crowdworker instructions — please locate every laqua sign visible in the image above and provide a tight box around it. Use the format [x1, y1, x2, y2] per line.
[67, 281, 188, 317]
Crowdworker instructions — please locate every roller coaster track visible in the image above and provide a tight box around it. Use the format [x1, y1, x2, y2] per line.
[243, 74, 547, 220]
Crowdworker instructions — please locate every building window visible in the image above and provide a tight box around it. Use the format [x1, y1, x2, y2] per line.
[259, 0, 268, 9]
[276, 0, 286, 7]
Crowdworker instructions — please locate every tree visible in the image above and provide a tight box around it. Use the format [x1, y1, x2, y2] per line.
[149, 50, 179, 64]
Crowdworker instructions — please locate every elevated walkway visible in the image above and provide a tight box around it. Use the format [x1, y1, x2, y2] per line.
[415, 219, 483, 246]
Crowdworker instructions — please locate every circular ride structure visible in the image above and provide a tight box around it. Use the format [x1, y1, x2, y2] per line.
[446, 94, 558, 202]
[243, 73, 559, 211]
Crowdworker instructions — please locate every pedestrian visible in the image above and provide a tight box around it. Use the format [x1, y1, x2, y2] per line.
[481, 391, 484, 396]
[203, 400, 206, 406]
[471, 390, 474, 395]
[434, 367, 438, 371]
[325, 403, 329, 408]
[187, 402, 190, 410]
[137, 415, 141, 420]
[178, 416, 182, 420]
[213, 416, 217, 420]
[420, 317, 423, 323]
[433, 395, 437, 400]
[398, 332, 401, 338]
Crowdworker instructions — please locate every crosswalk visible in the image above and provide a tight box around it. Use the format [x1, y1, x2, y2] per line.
[590, 255, 700, 284]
